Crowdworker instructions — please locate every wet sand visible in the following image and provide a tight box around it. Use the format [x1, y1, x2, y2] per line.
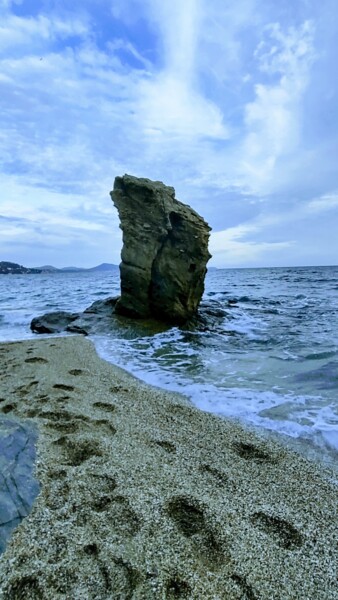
[0, 336, 337, 599]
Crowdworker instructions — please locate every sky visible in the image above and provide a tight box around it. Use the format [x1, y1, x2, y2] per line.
[1, 0, 338, 268]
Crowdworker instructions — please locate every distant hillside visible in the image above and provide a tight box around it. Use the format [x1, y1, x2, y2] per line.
[30, 263, 119, 273]
[88, 263, 119, 272]
[0, 261, 41, 274]
[59, 266, 86, 272]
[37, 265, 59, 272]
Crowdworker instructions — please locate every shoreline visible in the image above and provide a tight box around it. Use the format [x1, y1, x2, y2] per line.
[0, 336, 337, 599]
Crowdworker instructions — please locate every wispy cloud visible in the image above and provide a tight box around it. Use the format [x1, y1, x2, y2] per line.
[241, 20, 316, 193]
[307, 192, 338, 213]
[0, 0, 338, 267]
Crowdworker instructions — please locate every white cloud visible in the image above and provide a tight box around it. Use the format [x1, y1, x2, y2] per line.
[114, 0, 230, 142]
[0, 12, 88, 51]
[240, 20, 316, 193]
[210, 226, 294, 266]
[147, 0, 202, 82]
[0, 173, 122, 266]
[1, 0, 338, 267]
[138, 75, 229, 140]
[197, 0, 259, 84]
[307, 192, 338, 213]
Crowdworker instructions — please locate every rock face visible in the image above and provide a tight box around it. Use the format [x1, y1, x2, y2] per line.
[30, 311, 79, 334]
[0, 418, 39, 554]
[30, 296, 232, 339]
[30, 298, 170, 338]
[111, 175, 211, 324]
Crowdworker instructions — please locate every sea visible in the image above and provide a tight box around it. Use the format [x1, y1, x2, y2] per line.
[1, 266, 338, 470]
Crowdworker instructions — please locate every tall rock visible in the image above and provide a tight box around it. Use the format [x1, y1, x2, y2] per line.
[111, 174, 211, 324]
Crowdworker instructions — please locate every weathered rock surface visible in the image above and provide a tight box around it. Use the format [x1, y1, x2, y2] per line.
[111, 174, 211, 324]
[30, 311, 79, 334]
[0, 418, 39, 554]
[31, 295, 235, 340]
[30, 298, 170, 339]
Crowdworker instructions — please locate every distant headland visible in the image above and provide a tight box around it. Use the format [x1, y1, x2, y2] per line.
[0, 261, 119, 275]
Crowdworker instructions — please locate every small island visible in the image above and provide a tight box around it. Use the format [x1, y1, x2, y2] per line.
[0, 262, 119, 275]
[0, 262, 41, 275]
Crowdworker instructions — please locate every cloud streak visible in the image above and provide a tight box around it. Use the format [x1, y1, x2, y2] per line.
[0, 0, 338, 267]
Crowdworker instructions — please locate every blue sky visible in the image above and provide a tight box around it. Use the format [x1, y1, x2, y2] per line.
[1, 0, 338, 268]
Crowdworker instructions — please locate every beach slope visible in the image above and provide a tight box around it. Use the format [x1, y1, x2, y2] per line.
[0, 337, 337, 599]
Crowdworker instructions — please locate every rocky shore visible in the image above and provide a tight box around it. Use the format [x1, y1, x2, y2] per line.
[0, 336, 337, 599]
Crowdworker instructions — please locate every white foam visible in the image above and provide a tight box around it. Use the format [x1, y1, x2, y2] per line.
[94, 335, 325, 443]
[2, 267, 338, 466]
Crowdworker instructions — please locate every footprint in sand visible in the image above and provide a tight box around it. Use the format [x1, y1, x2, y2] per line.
[1, 403, 16, 414]
[4, 575, 44, 600]
[24, 357, 48, 364]
[53, 436, 103, 466]
[250, 511, 303, 550]
[93, 419, 117, 435]
[232, 441, 276, 463]
[53, 384, 75, 392]
[230, 573, 258, 600]
[68, 369, 87, 376]
[165, 575, 192, 599]
[199, 463, 230, 487]
[110, 385, 129, 394]
[45, 420, 79, 434]
[111, 557, 142, 592]
[91, 494, 141, 537]
[166, 495, 228, 569]
[93, 401, 116, 413]
[45, 478, 70, 510]
[152, 439, 177, 454]
[81, 543, 115, 594]
[12, 381, 39, 397]
[89, 472, 117, 490]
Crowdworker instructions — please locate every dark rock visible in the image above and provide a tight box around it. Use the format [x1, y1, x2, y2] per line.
[111, 174, 211, 324]
[65, 297, 119, 335]
[30, 311, 79, 334]
[0, 418, 39, 554]
[83, 297, 119, 315]
[31, 297, 170, 339]
[66, 325, 89, 336]
[183, 299, 230, 333]
[31, 294, 233, 339]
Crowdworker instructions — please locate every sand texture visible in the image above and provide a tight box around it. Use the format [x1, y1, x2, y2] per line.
[0, 336, 337, 599]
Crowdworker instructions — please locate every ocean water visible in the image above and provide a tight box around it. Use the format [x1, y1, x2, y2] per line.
[1, 266, 338, 467]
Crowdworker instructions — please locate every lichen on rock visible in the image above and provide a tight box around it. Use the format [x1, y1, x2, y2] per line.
[111, 174, 211, 324]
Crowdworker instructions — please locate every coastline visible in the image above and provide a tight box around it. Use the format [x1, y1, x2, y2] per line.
[0, 336, 337, 599]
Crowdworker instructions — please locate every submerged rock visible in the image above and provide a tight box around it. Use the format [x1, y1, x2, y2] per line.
[30, 297, 231, 339]
[111, 174, 211, 324]
[30, 311, 79, 334]
[30, 301, 117, 337]
[30, 297, 170, 339]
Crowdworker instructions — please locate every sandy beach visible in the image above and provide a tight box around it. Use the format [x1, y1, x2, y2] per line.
[0, 336, 337, 599]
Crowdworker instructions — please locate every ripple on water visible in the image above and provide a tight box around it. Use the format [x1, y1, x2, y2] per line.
[1, 267, 338, 466]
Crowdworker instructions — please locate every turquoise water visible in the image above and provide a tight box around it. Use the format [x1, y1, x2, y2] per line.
[1, 266, 338, 465]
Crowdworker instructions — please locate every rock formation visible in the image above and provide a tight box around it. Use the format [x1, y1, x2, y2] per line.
[30, 297, 230, 338]
[30, 311, 80, 334]
[111, 175, 211, 324]
[0, 418, 39, 554]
